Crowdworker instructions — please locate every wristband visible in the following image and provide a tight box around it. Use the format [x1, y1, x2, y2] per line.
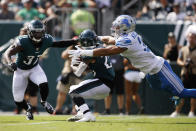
[80, 50, 93, 56]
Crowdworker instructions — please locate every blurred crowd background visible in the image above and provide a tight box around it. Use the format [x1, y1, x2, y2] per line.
[0, 0, 196, 117]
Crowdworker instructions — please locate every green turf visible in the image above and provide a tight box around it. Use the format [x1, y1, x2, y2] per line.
[0, 115, 196, 131]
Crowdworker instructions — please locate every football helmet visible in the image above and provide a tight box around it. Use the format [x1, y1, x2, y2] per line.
[27, 20, 45, 43]
[111, 15, 136, 38]
[79, 29, 98, 49]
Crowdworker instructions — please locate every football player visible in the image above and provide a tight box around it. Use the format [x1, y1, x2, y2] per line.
[4, 19, 77, 120]
[68, 15, 196, 105]
[67, 29, 114, 122]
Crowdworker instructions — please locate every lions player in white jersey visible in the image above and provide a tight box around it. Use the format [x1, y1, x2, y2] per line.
[68, 15, 196, 103]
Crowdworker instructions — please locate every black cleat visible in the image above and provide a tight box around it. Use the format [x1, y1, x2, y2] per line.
[26, 103, 33, 120]
[41, 101, 54, 114]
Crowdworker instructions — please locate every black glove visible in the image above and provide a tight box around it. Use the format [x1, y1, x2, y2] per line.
[8, 62, 17, 71]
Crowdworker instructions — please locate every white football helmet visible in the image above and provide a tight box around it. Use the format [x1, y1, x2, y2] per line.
[111, 15, 136, 38]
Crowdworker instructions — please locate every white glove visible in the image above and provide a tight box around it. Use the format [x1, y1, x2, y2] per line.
[71, 56, 81, 66]
[68, 49, 93, 57]
[68, 50, 82, 58]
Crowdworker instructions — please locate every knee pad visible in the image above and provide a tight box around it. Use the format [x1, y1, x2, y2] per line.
[13, 92, 24, 102]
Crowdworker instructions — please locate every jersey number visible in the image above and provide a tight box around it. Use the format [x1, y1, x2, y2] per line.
[23, 56, 37, 65]
[104, 56, 112, 69]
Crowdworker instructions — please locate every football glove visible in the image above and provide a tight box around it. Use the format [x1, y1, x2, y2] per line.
[8, 62, 17, 71]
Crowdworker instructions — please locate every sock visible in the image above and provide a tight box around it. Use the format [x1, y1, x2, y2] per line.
[179, 88, 196, 98]
[72, 96, 90, 114]
[15, 100, 28, 111]
[39, 83, 49, 102]
[72, 96, 85, 107]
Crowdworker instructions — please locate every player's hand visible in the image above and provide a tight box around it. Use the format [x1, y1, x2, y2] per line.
[71, 56, 81, 66]
[8, 62, 17, 71]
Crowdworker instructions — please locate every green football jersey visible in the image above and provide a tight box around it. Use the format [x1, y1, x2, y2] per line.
[88, 56, 115, 81]
[16, 34, 53, 70]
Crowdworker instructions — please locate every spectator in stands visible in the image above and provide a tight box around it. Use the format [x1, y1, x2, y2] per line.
[54, 44, 84, 115]
[0, 0, 15, 20]
[70, 9, 95, 36]
[163, 32, 181, 62]
[170, 25, 196, 117]
[8, 0, 23, 13]
[123, 57, 144, 115]
[136, 0, 173, 20]
[70, 0, 96, 8]
[185, 0, 196, 22]
[15, 0, 46, 21]
[103, 54, 124, 115]
[94, 0, 111, 9]
[44, 0, 72, 37]
[166, 2, 186, 21]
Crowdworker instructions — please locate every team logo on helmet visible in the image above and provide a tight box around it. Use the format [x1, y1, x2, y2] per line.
[111, 15, 136, 38]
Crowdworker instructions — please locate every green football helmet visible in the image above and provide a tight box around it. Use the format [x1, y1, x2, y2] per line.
[27, 20, 45, 43]
[79, 29, 98, 49]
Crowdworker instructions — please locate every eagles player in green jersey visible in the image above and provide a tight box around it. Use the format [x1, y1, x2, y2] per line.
[67, 29, 115, 122]
[4, 20, 77, 120]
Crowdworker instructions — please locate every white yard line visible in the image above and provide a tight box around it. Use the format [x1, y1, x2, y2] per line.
[0, 122, 55, 126]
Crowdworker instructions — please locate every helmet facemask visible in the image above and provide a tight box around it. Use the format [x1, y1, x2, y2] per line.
[80, 38, 97, 49]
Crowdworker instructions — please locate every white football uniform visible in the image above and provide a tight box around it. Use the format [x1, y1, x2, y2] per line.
[115, 31, 164, 75]
[12, 64, 47, 101]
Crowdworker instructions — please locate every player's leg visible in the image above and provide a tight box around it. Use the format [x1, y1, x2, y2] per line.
[29, 64, 54, 114]
[147, 61, 196, 98]
[12, 69, 33, 120]
[68, 78, 111, 122]
[163, 61, 196, 98]
[26, 79, 39, 113]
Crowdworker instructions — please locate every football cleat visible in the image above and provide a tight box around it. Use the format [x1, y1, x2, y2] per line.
[41, 101, 54, 114]
[76, 112, 96, 122]
[26, 103, 33, 120]
[67, 110, 83, 122]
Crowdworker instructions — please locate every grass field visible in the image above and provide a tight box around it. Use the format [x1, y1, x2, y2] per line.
[0, 114, 196, 131]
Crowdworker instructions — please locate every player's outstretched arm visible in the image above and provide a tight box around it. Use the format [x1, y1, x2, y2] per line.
[68, 45, 127, 57]
[93, 45, 127, 56]
[51, 39, 78, 48]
